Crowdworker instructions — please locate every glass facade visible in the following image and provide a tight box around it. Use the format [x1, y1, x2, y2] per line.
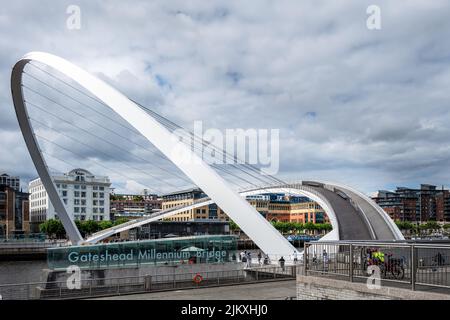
[47, 235, 237, 270]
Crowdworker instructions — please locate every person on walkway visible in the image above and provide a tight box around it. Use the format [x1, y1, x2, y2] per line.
[292, 251, 298, 264]
[279, 256, 286, 271]
[322, 249, 328, 272]
[246, 251, 252, 268]
[257, 251, 262, 266]
[239, 251, 245, 262]
[264, 254, 270, 265]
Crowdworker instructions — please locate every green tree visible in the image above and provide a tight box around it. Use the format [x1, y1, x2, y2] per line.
[83, 220, 101, 235]
[228, 220, 239, 231]
[99, 220, 113, 230]
[113, 218, 130, 226]
[39, 219, 66, 239]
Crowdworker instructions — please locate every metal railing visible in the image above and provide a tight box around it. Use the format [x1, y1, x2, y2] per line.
[0, 265, 296, 300]
[303, 241, 450, 292]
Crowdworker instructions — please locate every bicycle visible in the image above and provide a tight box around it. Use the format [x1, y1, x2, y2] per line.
[363, 250, 405, 280]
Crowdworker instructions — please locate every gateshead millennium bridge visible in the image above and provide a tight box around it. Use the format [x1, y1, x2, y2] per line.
[11, 52, 403, 259]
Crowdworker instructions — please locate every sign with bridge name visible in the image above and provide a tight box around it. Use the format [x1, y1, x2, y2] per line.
[47, 235, 237, 269]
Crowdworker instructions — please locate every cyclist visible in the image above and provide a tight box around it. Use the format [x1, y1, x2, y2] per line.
[372, 250, 385, 264]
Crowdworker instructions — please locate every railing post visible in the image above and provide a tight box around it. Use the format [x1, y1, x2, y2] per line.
[304, 243, 308, 276]
[349, 244, 354, 282]
[411, 245, 416, 291]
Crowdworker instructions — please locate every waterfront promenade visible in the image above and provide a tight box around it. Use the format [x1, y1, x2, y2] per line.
[92, 280, 297, 300]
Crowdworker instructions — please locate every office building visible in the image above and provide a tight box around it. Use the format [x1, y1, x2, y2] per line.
[0, 184, 30, 238]
[161, 188, 229, 222]
[373, 184, 450, 222]
[110, 193, 162, 219]
[28, 169, 111, 231]
[0, 173, 20, 191]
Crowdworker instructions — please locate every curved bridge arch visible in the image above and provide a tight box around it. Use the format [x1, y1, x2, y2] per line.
[12, 52, 403, 259]
[11, 52, 297, 256]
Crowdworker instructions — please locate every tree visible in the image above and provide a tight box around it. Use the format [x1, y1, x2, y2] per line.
[82, 220, 101, 235]
[39, 219, 66, 239]
[99, 220, 113, 230]
[113, 218, 130, 226]
[228, 220, 239, 231]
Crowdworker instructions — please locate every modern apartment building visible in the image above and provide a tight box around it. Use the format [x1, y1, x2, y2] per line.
[0, 184, 30, 238]
[247, 194, 327, 223]
[161, 188, 327, 224]
[110, 193, 162, 219]
[0, 173, 20, 191]
[161, 188, 229, 222]
[372, 184, 450, 222]
[28, 169, 111, 231]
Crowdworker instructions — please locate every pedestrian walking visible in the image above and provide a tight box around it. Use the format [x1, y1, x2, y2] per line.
[239, 251, 245, 262]
[246, 251, 252, 268]
[323, 249, 328, 272]
[279, 256, 285, 271]
[257, 251, 262, 266]
[292, 251, 298, 264]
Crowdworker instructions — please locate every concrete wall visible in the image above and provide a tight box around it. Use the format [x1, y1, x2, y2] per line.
[297, 275, 450, 300]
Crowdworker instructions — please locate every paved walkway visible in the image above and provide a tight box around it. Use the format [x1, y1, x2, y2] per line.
[93, 280, 297, 300]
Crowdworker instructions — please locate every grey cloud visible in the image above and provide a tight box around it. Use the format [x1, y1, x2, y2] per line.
[0, 0, 450, 194]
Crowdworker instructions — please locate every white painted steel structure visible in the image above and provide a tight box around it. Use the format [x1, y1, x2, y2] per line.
[11, 52, 403, 257]
[10, 52, 297, 256]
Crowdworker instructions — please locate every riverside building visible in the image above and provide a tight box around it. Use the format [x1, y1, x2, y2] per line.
[161, 188, 229, 222]
[28, 169, 111, 231]
[0, 184, 30, 238]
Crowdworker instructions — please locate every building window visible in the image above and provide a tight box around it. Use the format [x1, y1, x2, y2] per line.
[74, 191, 80, 197]
[62, 191, 67, 197]
[74, 185, 80, 189]
[93, 192, 98, 198]
[74, 207, 80, 213]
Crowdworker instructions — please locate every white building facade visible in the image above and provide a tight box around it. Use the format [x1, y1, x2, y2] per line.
[29, 169, 111, 226]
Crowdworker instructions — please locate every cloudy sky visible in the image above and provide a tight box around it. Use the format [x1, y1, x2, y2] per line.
[1, 0, 450, 194]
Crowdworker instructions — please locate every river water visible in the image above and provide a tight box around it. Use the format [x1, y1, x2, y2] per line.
[0, 260, 48, 284]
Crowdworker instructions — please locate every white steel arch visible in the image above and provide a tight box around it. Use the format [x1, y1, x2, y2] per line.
[11, 52, 298, 256]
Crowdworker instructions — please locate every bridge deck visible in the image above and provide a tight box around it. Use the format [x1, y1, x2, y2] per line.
[308, 186, 373, 240]
[333, 187, 396, 240]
